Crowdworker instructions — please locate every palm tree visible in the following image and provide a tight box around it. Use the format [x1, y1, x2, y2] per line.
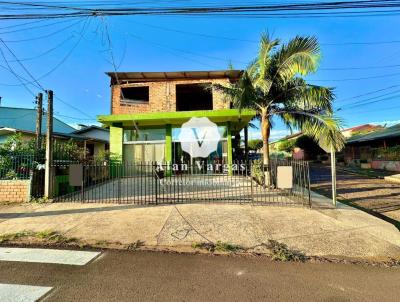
[215, 34, 344, 184]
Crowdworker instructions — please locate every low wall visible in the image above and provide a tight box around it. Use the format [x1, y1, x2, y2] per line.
[0, 179, 31, 203]
[371, 160, 400, 172]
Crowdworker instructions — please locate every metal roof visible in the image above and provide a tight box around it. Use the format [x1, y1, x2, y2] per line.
[0, 106, 76, 135]
[106, 70, 243, 82]
[347, 123, 400, 144]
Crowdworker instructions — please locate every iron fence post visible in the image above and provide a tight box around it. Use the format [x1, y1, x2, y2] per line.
[307, 162, 312, 208]
[81, 164, 84, 203]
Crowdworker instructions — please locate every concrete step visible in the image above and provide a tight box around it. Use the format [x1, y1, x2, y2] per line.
[384, 174, 400, 184]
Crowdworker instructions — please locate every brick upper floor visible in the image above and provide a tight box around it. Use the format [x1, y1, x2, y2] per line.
[107, 70, 242, 115]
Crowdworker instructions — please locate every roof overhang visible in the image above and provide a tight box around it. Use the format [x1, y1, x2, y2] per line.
[0, 127, 17, 135]
[98, 109, 256, 132]
[106, 70, 243, 83]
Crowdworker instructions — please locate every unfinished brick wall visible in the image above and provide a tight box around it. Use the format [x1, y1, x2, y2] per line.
[111, 78, 231, 114]
[0, 180, 31, 202]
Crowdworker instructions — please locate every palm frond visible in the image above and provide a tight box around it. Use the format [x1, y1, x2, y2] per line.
[274, 109, 345, 151]
[272, 36, 320, 83]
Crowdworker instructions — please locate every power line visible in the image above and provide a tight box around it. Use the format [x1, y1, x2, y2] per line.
[128, 32, 245, 65]
[0, 17, 90, 86]
[3, 1, 400, 20]
[54, 95, 96, 120]
[0, 38, 45, 90]
[1, 18, 83, 42]
[128, 32, 219, 68]
[0, 46, 36, 96]
[339, 94, 400, 110]
[0, 35, 96, 121]
[335, 84, 400, 103]
[311, 71, 400, 82]
[0, 18, 46, 29]
[54, 113, 98, 121]
[345, 104, 400, 115]
[0, 17, 78, 34]
[7, 36, 72, 62]
[320, 63, 400, 71]
[126, 18, 400, 47]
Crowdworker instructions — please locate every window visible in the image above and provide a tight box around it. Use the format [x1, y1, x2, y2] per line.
[121, 86, 149, 103]
[176, 83, 213, 111]
[124, 128, 166, 142]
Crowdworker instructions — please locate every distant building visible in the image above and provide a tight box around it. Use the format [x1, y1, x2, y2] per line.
[344, 123, 400, 171]
[0, 106, 109, 157]
[341, 124, 383, 138]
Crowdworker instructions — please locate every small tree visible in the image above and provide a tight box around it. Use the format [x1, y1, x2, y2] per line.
[276, 139, 296, 153]
[248, 139, 263, 151]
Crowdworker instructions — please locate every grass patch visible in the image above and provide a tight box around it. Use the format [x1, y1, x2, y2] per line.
[215, 241, 242, 252]
[192, 242, 216, 252]
[0, 231, 35, 243]
[266, 240, 306, 262]
[192, 241, 242, 253]
[0, 230, 77, 244]
[127, 240, 144, 251]
[30, 197, 49, 204]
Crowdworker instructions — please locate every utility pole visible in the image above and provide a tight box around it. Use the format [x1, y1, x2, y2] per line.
[244, 126, 249, 162]
[330, 145, 337, 207]
[35, 92, 43, 151]
[44, 90, 53, 199]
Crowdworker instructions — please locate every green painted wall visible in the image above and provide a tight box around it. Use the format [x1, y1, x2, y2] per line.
[110, 125, 123, 160]
[227, 122, 233, 175]
[165, 124, 172, 163]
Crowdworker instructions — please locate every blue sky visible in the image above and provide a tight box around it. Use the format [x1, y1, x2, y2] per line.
[1, 8, 400, 141]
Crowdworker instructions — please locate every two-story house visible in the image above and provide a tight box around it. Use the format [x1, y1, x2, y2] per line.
[98, 70, 255, 165]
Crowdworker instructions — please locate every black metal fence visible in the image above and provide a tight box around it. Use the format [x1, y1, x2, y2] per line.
[51, 159, 311, 207]
[0, 153, 35, 180]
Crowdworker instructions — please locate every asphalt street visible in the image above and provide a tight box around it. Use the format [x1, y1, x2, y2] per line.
[0, 249, 399, 301]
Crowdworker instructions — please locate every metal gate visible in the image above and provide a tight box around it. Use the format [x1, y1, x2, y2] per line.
[51, 159, 311, 206]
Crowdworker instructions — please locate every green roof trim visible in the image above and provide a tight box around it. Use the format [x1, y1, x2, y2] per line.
[98, 109, 256, 132]
[347, 123, 400, 144]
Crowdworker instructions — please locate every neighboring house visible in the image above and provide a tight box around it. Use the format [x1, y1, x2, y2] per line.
[269, 132, 321, 160]
[98, 70, 255, 164]
[342, 124, 383, 138]
[0, 106, 109, 158]
[269, 124, 386, 161]
[73, 125, 109, 157]
[344, 123, 400, 171]
[0, 106, 76, 143]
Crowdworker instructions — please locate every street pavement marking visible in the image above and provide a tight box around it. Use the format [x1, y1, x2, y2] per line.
[0, 248, 101, 266]
[0, 283, 52, 302]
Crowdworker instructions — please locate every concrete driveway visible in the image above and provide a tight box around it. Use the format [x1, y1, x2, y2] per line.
[0, 195, 400, 260]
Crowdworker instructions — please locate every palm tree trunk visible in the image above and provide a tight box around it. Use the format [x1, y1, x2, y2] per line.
[261, 111, 271, 186]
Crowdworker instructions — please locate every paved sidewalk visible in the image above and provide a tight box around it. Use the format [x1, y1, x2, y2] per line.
[0, 196, 400, 260]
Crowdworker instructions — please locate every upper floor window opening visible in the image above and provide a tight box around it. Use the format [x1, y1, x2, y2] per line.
[176, 83, 213, 111]
[121, 86, 149, 103]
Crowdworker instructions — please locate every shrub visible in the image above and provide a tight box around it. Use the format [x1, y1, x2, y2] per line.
[248, 139, 263, 151]
[251, 159, 264, 184]
[276, 139, 296, 153]
[267, 240, 306, 262]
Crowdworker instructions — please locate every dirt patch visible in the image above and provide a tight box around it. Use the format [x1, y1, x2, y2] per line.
[311, 164, 400, 227]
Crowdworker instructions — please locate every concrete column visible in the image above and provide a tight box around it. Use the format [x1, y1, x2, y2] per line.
[165, 124, 173, 176]
[110, 124, 123, 161]
[165, 124, 172, 164]
[227, 122, 233, 175]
